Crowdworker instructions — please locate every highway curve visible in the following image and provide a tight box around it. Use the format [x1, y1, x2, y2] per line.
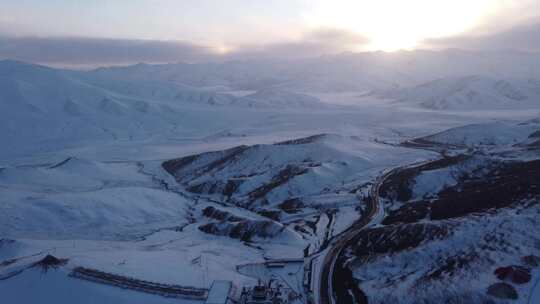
[318, 160, 431, 304]
[318, 169, 390, 304]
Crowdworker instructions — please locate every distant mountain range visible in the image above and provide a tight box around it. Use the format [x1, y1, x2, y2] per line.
[372, 75, 540, 110]
[2, 49, 540, 157]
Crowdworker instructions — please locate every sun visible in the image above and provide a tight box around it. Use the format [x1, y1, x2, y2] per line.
[304, 0, 499, 51]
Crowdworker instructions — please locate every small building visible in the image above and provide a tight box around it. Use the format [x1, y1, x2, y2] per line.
[240, 281, 284, 304]
[205, 280, 232, 304]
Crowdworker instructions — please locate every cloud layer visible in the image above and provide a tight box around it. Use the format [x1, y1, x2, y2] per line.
[0, 28, 370, 67]
[224, 28, 370, 60]
[423, 19, 540, 52]
[0, 37, 217, 67]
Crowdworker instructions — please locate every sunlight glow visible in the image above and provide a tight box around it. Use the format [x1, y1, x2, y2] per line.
[304, 0, 499, 51]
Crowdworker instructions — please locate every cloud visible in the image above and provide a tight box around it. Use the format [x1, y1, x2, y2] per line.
[0, 36, 218, 68]
[224, 28, 370, 60]
[304, 28, 370, 46]
[423, 19, 540, 52]
[0, 28, 369, 67]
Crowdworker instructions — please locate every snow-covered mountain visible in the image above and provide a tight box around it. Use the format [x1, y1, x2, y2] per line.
[3, 50, 540, 304]
[77, 68, 238, 106]
[411, 119, 540, 147]
[410, 120, 540, 147]
[343, 119, 540, 304]
[374, 76, 540, 110]
[233, 89, 326, 108]
[0, 60, 333, 158]
[161, 133, 428, 255]
[87, 50, 540, 94]
[163, 134, 371, 210]
[0, 60, 138, 156]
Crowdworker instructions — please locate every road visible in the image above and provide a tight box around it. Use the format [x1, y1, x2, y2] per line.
[317, 168, 392, 304]
[317, 159, 433, 304]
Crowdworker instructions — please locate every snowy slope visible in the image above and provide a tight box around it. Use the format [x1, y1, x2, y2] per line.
[233, 89, 327, 108]
[77, 70, 238, 106]
[414, 119, 540, 147]
[0, 60, 191, 158]
[3, 50, 540, 304]
[375, 76, 540, 110]
[1, 60, 337, 159]
[0, 158, 192, 240]
[351, 203, 540, 304]
[86, 50, 540, 94]
[164, 134, 375, 209]
[162, 133, 434, 255]
[346, 120, 540, 303]
[162, 133, 438, 212]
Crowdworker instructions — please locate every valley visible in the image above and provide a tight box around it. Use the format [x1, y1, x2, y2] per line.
[1, 53, 540, 304]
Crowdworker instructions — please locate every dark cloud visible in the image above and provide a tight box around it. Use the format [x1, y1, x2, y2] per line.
[423, 19, 540, 52]
[0, 36, 217, 67]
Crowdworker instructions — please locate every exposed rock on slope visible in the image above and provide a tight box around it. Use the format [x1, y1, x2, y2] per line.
[162, 134, 372, 210]
[198, 206, 299, 242]
[344, 120, 540, 304]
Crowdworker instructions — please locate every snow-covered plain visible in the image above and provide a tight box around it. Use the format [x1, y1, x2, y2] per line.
[1, 52, 540, 303]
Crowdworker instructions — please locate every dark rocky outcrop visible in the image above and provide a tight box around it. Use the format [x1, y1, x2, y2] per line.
[528, 130, 540, 138]
[522, 255, 540, 268]
[424, 252, 480, 280]
[187, 178, 245, 197]
[382, 158, 540, 224]
[198, 220, 284, 242]
[162, 145, 249, 183]
[275, 134, 328, 145]
[487, 282, 518, 300]
[247, 164, 309, 203]
[201, 206, 243, 222]
[379, 155, 469, 203]
[350, 223, 450, 258]
[494, 266, 531, 284]
[278, 198, 305, 213]
[528, 139, 540, 148]
[33, 255, 68, 272]
[382, 201, 431, 225]
[199, 205, 287, 241]
[256, 209, 281, 221]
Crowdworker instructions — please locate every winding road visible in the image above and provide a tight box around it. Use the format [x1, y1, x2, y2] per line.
[317, 159, 433, 304]
[317, 168, 392, 304]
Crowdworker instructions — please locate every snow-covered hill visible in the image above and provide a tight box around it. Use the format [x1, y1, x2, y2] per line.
[87, 50, 540, 94]
[77, 69, 238, 106]
[411, 119, 540, 147]
[233, 89, 327, 108]
[0, 60, 339, 158]
[161, 133, 430, 255]
[375, 76, 540, 110]
[0, 157, 193, 240]
[0, 60, 186, 157]
[3, 51, 540, 304]
[343, 116, 540, 304]
[163, 134, 383, 210]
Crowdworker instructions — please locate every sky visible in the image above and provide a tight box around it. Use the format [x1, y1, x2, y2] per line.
[1, 0, 539, 66]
